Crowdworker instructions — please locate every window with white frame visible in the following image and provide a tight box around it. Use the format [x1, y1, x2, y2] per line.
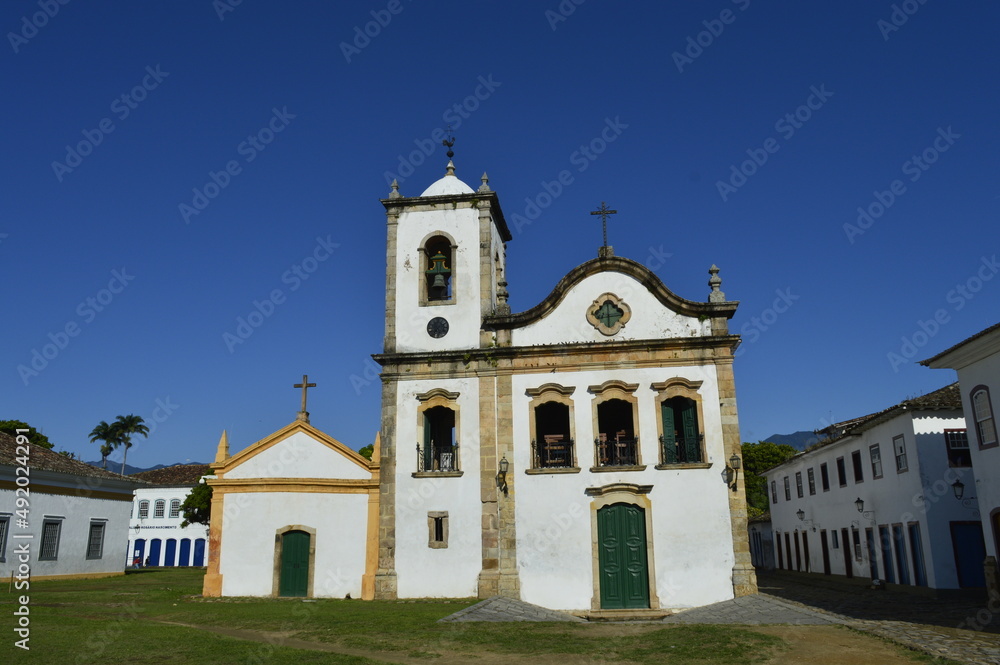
[86, 521, 106, 559]
[783, 476, 790, 501]
[169, 499, 181, 519]
[893, 435, 908, 472]
[795, 472, 803, 498]
[138, 500, 149, 519]
[945, 429, 971, 467]
[869, 444, 883, 479]
[154, 499, 166, 518]
[39, 519, 62, 561]
[972, 387, 997, 448]
[807, 468, 816, 495]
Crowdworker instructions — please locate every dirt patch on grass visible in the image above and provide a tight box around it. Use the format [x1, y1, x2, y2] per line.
[751, 625, 928, 664]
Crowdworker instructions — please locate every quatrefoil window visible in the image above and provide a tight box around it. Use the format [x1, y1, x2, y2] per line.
[587, 293, 631, 336]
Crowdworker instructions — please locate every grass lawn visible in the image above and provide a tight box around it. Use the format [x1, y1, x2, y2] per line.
[0, 569, 954, 665]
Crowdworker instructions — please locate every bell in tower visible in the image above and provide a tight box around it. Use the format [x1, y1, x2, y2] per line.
[425, 250, 451, 301]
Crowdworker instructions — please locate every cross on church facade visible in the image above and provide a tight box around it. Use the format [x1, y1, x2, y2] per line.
[590, 202, 617, 257]
[294, 374, 316, 422]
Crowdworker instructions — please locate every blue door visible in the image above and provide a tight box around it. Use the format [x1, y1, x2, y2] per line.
[164, 539, 177, 567]
[193, 539, 206, 566]
[951, 522, 987, 587]
[133, 539, 146, 566]
[178, 539, 191, 566]
[148, 539, 162, 566]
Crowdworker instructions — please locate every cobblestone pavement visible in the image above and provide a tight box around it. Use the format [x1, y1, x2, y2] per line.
[439, 596, 585, 622]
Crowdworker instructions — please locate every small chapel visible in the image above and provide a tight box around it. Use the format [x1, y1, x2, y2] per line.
[204, 156, 757, 614]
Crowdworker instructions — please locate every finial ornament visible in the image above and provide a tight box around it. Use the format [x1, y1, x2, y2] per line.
[388, 179, 402, 199]
[478, 172, 491, 193]
[590, 202, 617, 258]
[214, 430, 230, 463]
[445, 160, 456, 177]
[442, 125, 455, 159]
[497, 280, 510, 315]
[708, 264, 726, 302]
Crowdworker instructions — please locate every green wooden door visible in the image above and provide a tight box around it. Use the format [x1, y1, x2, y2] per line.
[598, 503, 650, 609]
[279, 530, 310, 597]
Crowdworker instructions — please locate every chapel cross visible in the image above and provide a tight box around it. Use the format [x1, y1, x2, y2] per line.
[294, 374, 317, 422]
[590, 202, 617, 257]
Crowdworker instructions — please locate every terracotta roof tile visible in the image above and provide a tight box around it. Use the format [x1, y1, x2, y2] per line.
[0, 431, 148, 483]
[130, 464, 211, 485]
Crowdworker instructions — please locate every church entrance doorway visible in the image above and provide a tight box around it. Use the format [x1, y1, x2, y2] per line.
[279, 530, 311, 597]
[597, 503, 649, 609]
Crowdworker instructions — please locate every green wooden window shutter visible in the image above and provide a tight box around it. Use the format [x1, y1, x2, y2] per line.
[661, 401, 677, 464]
[680, 400, 700, 462]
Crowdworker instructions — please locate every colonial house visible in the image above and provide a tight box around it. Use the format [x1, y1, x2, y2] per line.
[763, 384, 985, 589]
[921, 321, 1000, 594]
[127, 464, 212, 567]
[0, 432, 145, 580]
[204, 159, 757, 614]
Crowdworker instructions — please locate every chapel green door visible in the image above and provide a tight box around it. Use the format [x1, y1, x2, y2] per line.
[598, 503, 650, 609]
[279, 530, 310, 597]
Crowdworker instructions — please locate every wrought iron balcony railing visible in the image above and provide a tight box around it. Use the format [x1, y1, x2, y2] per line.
[416, 443, 459, 472]
[594, 436, 639, 467]
[659, 434, 704, 464]
[531, 438, 575, 469]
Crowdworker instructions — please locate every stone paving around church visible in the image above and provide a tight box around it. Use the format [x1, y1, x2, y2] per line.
[440, 571, 1000, 664]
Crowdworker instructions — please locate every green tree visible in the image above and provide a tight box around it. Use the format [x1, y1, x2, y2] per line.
[113, 414, 149, 476]
[88, 420, 120, 470]
[180, 481, 213, 527]
[358, 444, 374, 460]
[0, 420, 54, 449]
[741, 440, 799, 514]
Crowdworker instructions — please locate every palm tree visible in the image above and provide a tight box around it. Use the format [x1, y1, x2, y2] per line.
[88, 420, 120, 470]
[113, 414, 149, 475]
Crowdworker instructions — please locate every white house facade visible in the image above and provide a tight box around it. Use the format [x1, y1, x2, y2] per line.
[374, 161, 756, 614]
[763, 384, 985, 589]
[922, 321, 1000, 597]
[0, 432, 144, 580]
[127, 464, 212, 568]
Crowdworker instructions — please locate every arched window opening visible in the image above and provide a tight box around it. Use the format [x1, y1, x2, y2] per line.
[138, 500, 149, 519]
[154, 499, 166, 518]
[424, 236, 452, 302]
[421, 406, 457, 471]
[169, 499, 181, 519]
[596, 398, 637, 466]
[660, 396, 703, 463]
[533, 401, 573, 468]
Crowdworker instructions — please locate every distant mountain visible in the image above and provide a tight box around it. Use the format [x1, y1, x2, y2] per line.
[85, 461, 207, 475]
[762, 431, 820, 451]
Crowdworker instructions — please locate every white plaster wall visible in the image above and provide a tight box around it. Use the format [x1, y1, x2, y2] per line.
[1, 486, 132, 578]
[512, 272, 711, 348]
[393, 376, 482, 598]
[765, 411, 972, 589]
[512, 366, 736, 610]
[394, 206, 483, 352]
[956, 351, 1000, 557]
[218, 491, 369, 597]
[226, 432, 370, 480]
[127, 486, 211, 566]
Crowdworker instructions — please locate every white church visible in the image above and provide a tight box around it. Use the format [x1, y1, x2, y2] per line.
[204, 158, 756, 614]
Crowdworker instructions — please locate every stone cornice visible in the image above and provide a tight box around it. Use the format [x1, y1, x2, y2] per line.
[483, 256, 738, 330]
[380, 190, 512, 242]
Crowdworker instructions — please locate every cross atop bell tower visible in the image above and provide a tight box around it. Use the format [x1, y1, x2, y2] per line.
[294, 374, 316, 423]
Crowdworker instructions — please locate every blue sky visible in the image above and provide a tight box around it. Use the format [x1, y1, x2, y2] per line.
[3, 1, 998, 467]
